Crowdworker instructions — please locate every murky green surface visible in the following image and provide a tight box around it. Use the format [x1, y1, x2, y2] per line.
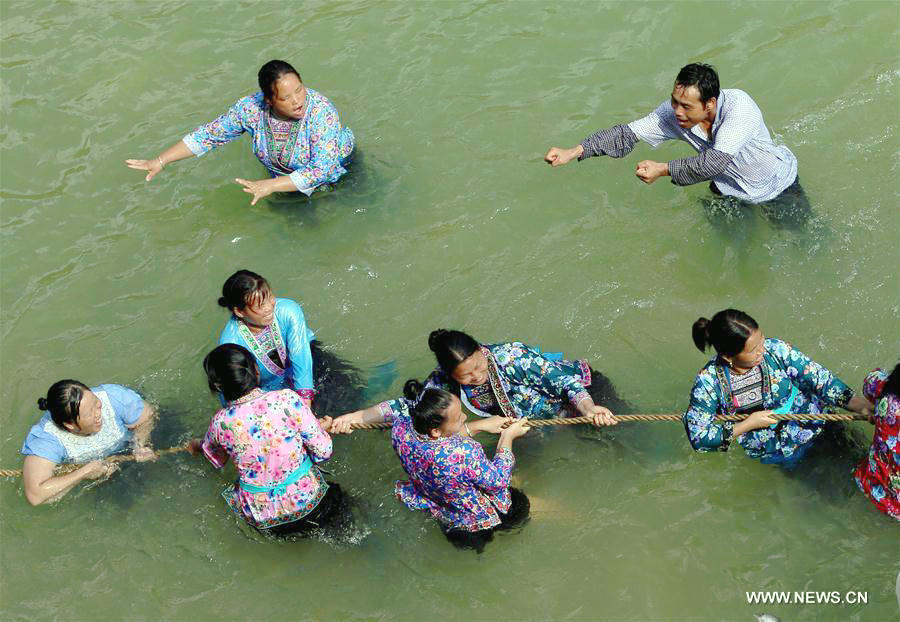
[1, 1, 898, 620]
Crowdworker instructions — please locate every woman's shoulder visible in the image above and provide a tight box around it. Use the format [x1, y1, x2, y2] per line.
[227, 92, 266, 125]
[305, 88, 337, 112]
[692, 356, 720, 383]
[218, 317, 241, 344]
[21, 414, 66, 462]
[275, 298, 307, 325]
[269, 388, 304, 405]
[233, 91, 266, 110]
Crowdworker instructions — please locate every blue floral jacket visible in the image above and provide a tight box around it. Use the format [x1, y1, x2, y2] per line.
[381, 342, 592, 419]
[683, 338, 854, 462]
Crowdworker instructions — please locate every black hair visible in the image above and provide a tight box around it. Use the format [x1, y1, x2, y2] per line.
[692, 309, 759, 357]
[203, 344, 261, 401]
[403, 379, 454, 436]
[218, 270, 271, 311]
[880, 362, 900, 399]
[675, 63, 720, 103]
[38, 379, 90, 429]
[258, 60, 302, 100]
[428, 329, 480, 376]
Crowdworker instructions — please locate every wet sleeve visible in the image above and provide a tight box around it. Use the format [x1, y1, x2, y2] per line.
[279, 299, 315, 397]
[578, 124, 639, 160]
[862, 369, 888, 405]
[20, 426, 65, 463]
[507, 344, 591, 407]
[466, 442, 514, 494]
[626, 100, 682, 148]
[201, 418, 229, 469]
[667, 148, 733, 185]
[773, 339, 853, 408]
[182, 95, 255, 156]
[100, 384, 145, 426]
[683, 372, 733, 452]
[289, 103, 345, 194]
[291, 397, 333, 463]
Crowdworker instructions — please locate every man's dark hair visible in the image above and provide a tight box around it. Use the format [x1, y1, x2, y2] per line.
[675, 63, 719, 103]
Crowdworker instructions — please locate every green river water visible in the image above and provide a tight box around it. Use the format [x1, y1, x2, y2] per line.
[1, 1, 898, 620]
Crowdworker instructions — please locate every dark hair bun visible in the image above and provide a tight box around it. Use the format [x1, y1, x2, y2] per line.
[691, 317, 711, 353]
[217, 296, 229, 308]
[428, 329, 448, 352]
[403, 378, 425, 401]
[37, 397, 49, 411]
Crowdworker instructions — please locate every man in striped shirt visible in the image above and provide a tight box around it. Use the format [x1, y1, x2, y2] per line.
[545, 63, 806, 216]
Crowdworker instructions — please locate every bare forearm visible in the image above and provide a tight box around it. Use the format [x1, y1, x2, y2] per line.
[131, 416, 155, 450]
[157, 140, 196, 167]
[26, 466, 92, 506]
[847, 395, 874, 415]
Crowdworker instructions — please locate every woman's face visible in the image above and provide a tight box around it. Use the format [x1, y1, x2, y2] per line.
[64, 390, 103, 435]
[725, 328, 766, 371]
[430, 395, 467, 438]
[450, 349, 489, 386]
[267, 73, 307, 121]
[234, 288, 275, 328]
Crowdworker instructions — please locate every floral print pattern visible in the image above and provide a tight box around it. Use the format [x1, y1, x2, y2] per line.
[202, 389, 332, 529]
[384, 342, 591, 420]
[683, 338, 854, 463]
[182, 88, 354, 194]
[853, 369, 899, 520]
[382, 401, 515, 532]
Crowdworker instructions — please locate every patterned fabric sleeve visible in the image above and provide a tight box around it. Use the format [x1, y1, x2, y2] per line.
[578, 124, 639, 160]
[278, 298, 315, 395]
[378, 368, 452, 423]
[465, 443, 514, 494]
[863, 368, 888, 404]
[683, 369, 733, 452]
[505, 343, 590, 407]
[769, 339, 854, 408]
[182, 94, 258, 157]
[668, 148, 733, 186]
[288, 102, 345, 194]
[201, 414, 229, 469]
[291, 393, 332, 464]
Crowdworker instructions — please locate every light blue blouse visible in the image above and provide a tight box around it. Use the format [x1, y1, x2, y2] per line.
[21, 384, 144, 464]
[218, 298, 316, 398]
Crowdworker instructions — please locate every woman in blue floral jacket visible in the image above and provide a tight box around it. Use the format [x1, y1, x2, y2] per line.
[334, 329, 623, 428]
[683, 309, 873, 467]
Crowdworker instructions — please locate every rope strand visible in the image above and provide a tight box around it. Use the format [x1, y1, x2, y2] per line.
[0, 412, 868, 478]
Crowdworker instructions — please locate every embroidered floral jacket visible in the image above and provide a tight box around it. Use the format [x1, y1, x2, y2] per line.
[182, 89, 354, 194]
[202, 389, 332, 529]
[853, 369, 899, 520]
[381, 342, 592, 419]
[683, 338, 854, 462]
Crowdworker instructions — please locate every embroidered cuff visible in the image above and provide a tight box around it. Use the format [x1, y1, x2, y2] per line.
[181, 134, 208, 157]
[289, 170, 316, 195]
[495, 446, 515, 468]
[835, 387, 854, 409]
[718, 422, 734, 452]
[571, 391, 592, 408]
[295, 388, 316, 401]
[378, 401, 394, 423]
